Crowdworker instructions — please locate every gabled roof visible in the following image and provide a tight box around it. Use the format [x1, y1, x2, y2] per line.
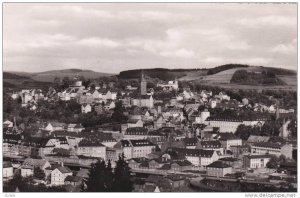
[55, 166, 72, 174]
[48, 122, 66, 128]
[158, 164, 171, 170]
[78, 139, 105, 147]
[130, 139, 156, 147]
[3, 161, 13, 168]
[207, 161, 231, 168]
[65, 175, 82, 182]
[127, 119, 141, 124]
[219, 157, 238, 162]
[125, 127, 148, 135]
[247, 135, 270, 143]
[198, 140, 222, 148]
[182, 137, 198, 146]
[244, 154, 271, 159]
[23, 158, 49, 168]
[253, 142, 282, 149]
[216, 132, 240, 141]
[173, 148, 215, 158]
[139, 161, 149, 168]
[172, 160, 192, 167]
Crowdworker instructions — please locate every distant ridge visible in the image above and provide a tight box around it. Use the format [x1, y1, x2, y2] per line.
[118, 64, 296, 81]
[5, 68, 115, 82]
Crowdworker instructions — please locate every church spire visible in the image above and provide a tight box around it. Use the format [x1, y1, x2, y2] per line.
[140, 70, 147, 95]
[275, 100, 280, 120]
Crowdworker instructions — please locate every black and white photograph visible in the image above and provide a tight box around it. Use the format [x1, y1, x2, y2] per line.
[1, 1, 298, 195]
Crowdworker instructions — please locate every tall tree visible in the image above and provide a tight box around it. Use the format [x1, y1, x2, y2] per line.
[104, 160, 114, 191]
[111, 101, 128, 123]
[111, 153, 133, 192]
[85, 159, 107, 192]
[33, 167, 46, 180]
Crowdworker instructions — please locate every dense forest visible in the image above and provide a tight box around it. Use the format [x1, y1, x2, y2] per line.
[230, 70, 286, 85]
[118, 68, 186, 80]
[206, 64, 249, 75]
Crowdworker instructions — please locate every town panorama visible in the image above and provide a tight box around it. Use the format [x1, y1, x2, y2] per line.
[2, 2, 297, 194]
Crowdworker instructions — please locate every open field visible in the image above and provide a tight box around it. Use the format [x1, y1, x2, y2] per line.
[184, 67, 297, 91]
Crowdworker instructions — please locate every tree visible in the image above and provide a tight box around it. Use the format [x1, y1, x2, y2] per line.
[235, 124, 255, 140]
[104, 160, 113, 191]
[82, 79, 91, 89]
[62, 76, 70, 89]
[111, 101, 128, 123]
[288, 119, 297, 138]
[111, 153, 133, 192]
[34, 167, 46, 180]
[85, 159, 107, 192]
[266, 156, 279, 169]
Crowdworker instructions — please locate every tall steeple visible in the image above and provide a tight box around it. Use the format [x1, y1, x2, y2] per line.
[275, 100, 280, 120]
[140, 70, 147, 95]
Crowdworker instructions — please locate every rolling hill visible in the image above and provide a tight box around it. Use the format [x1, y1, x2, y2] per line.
[188, 65, 296, 91]
[6, 69, 114, 82]
[3, 72, 52, 91]
[4, 65, 296, 91]
[118, 68, 207, 81]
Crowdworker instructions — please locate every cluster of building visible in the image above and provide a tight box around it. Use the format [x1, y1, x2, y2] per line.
[3, 72, 297, 191]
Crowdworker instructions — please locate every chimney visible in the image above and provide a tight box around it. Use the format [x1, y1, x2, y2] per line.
[60, 162, 64, 167]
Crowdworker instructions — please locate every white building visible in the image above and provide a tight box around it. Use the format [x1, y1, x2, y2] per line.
[76, 140, 106, 160]
[114, 139, 156, 159]
[3, 161, 14, 181]
[81, 104, 92, 114]
[251, 142, 293, 159]
[243, 155, 271, 169]
[157, 80, 179, 90]
[51, 166, 73, 186]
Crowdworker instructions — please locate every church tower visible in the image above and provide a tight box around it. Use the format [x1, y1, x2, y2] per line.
[275, 100, 280, 120]
[141, 70, 147, 95]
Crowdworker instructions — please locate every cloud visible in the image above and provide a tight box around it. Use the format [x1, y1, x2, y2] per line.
[77, 37, 121, 48]
[160, 48, 195, 58]
[26, 34, 75, 48]
[236, 15, 297, 27]
[271, 42, 296, 54]
[3, 3, 297, 73]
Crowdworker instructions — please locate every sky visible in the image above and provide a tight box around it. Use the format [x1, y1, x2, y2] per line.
[3, 3, 297, 73]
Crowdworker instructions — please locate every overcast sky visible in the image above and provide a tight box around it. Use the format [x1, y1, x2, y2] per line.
[3, 3, 297, 73]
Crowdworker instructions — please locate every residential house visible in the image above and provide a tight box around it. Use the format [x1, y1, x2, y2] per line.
[114, 139, 156, 159]
[215, 133, 242, 151]
[181, 137, 198, 149]
[196, 140, 224, 154]
[51, 166, 73, 186]
[76, 139, 106, 160]
[124, 127, 148, 140]
[67, 124, 84, 133]
[3, 161, 14, 181]
[170, 160, 192, 172]
[64, 175, 83, 187]
[104, 101, 116, 110]
[81, 104, 92, 114]
[171, 148, 220, 167]
[230, 145, 250, 157]
[247, 135, 270, 146]
[206, 161, 232, 177]
[131, 95, 154, 108]
[127, 119, 144, 129]
[43, 122, 66, 133]
[243, 154, 271, 169]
